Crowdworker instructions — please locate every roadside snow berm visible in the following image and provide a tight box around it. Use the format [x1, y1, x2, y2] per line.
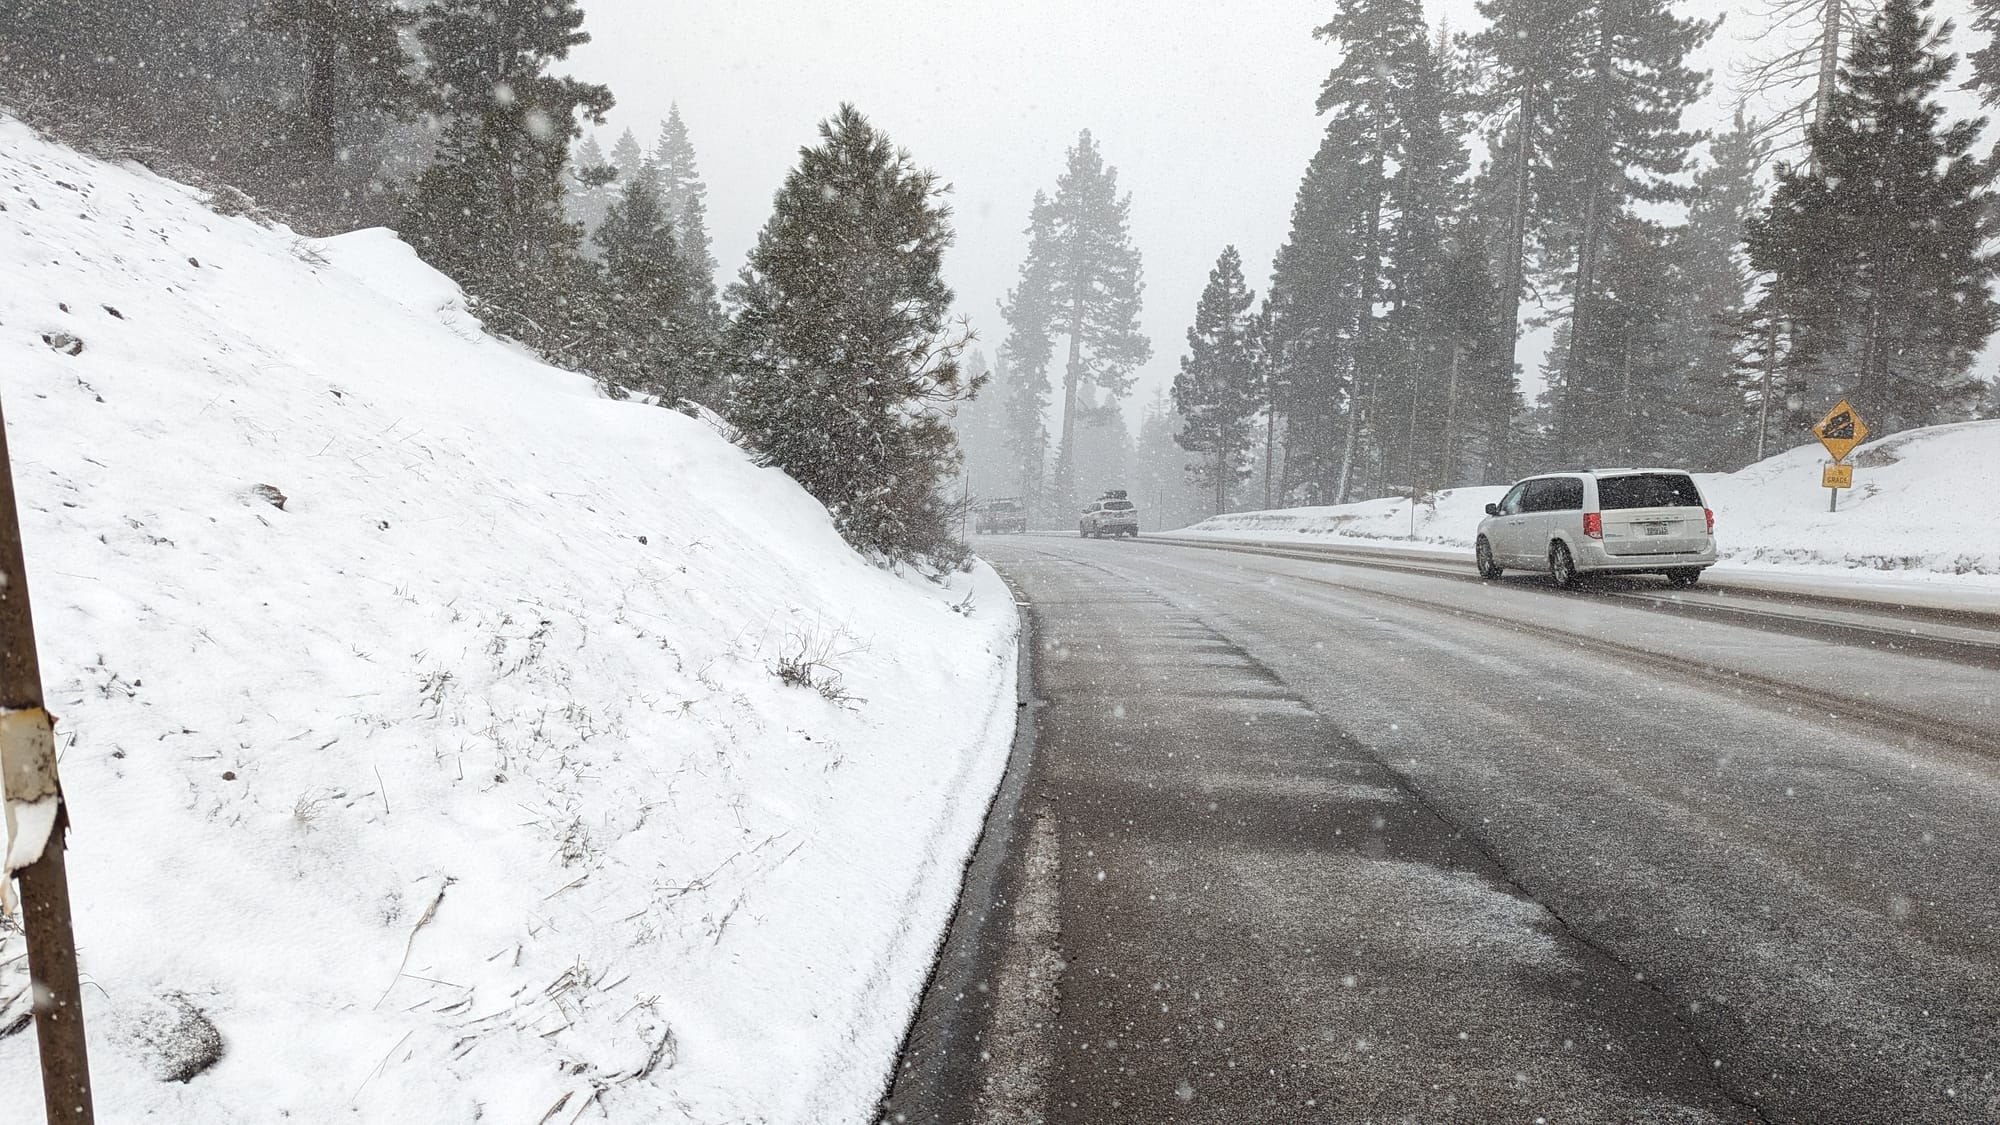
[0, 112, 1017, 1122]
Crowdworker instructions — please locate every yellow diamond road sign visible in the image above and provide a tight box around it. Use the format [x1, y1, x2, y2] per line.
[1814, 399, 1869, 463]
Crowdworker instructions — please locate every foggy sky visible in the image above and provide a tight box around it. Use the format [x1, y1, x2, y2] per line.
[570, 0, 1990, 427]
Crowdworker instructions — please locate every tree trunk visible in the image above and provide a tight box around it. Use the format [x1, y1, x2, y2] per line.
[1334, 151, 1385, 503]
[1053, 290, 1085, 515]
[1756, 316, 1779, 461]
[1492, 90, 1536, 484]
[1860, 283, 1885, 428]
[1560, 21, 1614, 464]
[1264, 409, 1276, 509]
[1618, 328, 1635, 453]
[303, 2, 340, 173]
[1815, 0, 1843, 134]
[1406, 337, 1423, 505]
[1440, 341, 1462, 485]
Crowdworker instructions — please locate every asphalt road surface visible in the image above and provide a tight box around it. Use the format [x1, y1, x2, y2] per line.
[881, 535, 2000, 1125]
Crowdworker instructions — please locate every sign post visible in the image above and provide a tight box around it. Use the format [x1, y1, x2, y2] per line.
[0, 394, 95, 1125]
[1812, 399, 1869, 512]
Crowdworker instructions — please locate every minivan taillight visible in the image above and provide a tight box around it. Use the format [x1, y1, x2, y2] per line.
[1704, 508, 1715, 534]
[1583, 512, 1603, 539]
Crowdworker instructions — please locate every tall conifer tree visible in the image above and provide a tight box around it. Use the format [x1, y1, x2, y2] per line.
[1265, 118, 1371, 502]
[999, 195, 1059, 521]
[1747, 0, 1998, 435]
[251, 0, 418, 181]
[1468, 0, 1591, 480]
[726, 105, 976, 564]
[566, 133, 618, 245]
[1005, 132, 1150, 515]
[590, 174, 699, 401]
[646, 106, 726, 396]
[1173, 247, 1262, 515]
[1675, 113, 1770, 469]
[609, 128, 647, 183]
[651, 106, 718, 286]
[403, 0, 613, 329]
[1542, 0, 1714, 466]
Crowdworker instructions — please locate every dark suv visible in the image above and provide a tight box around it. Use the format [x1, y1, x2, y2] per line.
[975, 497, 1029, 534]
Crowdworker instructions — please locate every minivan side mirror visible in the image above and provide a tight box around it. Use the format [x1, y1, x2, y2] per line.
[1484, 502, 1501, 517]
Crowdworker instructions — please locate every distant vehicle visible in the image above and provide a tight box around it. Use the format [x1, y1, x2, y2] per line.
[975, 497, 1029, 534]
[1079, 491, 1140, 538]
[1475, 469, 1714, 589]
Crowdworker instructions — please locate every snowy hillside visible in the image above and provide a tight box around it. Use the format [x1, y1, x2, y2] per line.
[1181, 419, 2000, 586]
[0, 113, 1017, 1123]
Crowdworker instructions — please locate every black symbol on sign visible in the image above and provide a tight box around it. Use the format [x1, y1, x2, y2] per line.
[1822, 410, 1854, 439]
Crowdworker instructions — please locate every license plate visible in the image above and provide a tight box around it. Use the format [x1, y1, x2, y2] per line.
[1641, 522, 1670, 536]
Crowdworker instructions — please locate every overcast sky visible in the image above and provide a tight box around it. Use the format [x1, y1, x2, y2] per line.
[569, 0, 1989, 425]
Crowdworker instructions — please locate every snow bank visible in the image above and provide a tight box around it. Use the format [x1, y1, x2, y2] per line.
[1180, 420, 2000, 591]
[0, 113, 1017, 1122]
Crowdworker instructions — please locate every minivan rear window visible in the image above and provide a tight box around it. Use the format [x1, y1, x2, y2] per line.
[1104, 501, 1134, 511]
[1597, 473, 1703, 510]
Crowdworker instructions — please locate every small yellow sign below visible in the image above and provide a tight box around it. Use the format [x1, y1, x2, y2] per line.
[1814, 399, 1870, 463]
[1822, 463, 1854, 489]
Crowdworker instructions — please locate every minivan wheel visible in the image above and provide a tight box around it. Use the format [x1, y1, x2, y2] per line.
[1475, 537, 1502, 579]
[1549, 542, 1579, 589]
[1667, 567, 1702, 588]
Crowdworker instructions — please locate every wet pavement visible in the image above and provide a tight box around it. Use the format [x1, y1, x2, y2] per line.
[883, 536, 2000, 1125]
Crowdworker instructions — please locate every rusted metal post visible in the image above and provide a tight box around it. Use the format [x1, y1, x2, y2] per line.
[0, 393, 95, 1124]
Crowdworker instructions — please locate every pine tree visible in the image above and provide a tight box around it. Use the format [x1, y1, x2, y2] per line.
[1541, 0, 1714, 467]
[1675, 112, 1770, 470]
[1070, 395, 1135, 508]
[403, 0, 613, 346]
[1008, 132, 1150, 515]
[566, 133, 618, 246]
[1135, 391, 1213, 532]
[1468, 0, 1592, 481]
[1974, 0, 2000, 102]
[2, 0, 233, 138]
[651, 106, 718, 286]
[1265, 117, 1371, 503]
[1312, 0, 1437, 501]
[250, 0, 419, 182]
[1588, 217, 1698, 465]
[1747, 0, 1998, 436]
[1374, 27, 1483, 499]
[999, 196, 1059, 521]
[948, 349, 1016, 501]
[589, 174, 698, 401]
[1268, 0, 1473, 503]
[609, 128, 647, 184]
[994, 345, 1051, 522]
[1173, 247, 1261, 515]
[726, 104, 977, 565]
[646, 105, 727, 402]
[1429, 221, 1513, 486]
[1736, 0, 1878, 156]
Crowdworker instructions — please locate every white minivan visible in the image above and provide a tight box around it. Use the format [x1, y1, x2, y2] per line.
[1475, 470, 1715, 588]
